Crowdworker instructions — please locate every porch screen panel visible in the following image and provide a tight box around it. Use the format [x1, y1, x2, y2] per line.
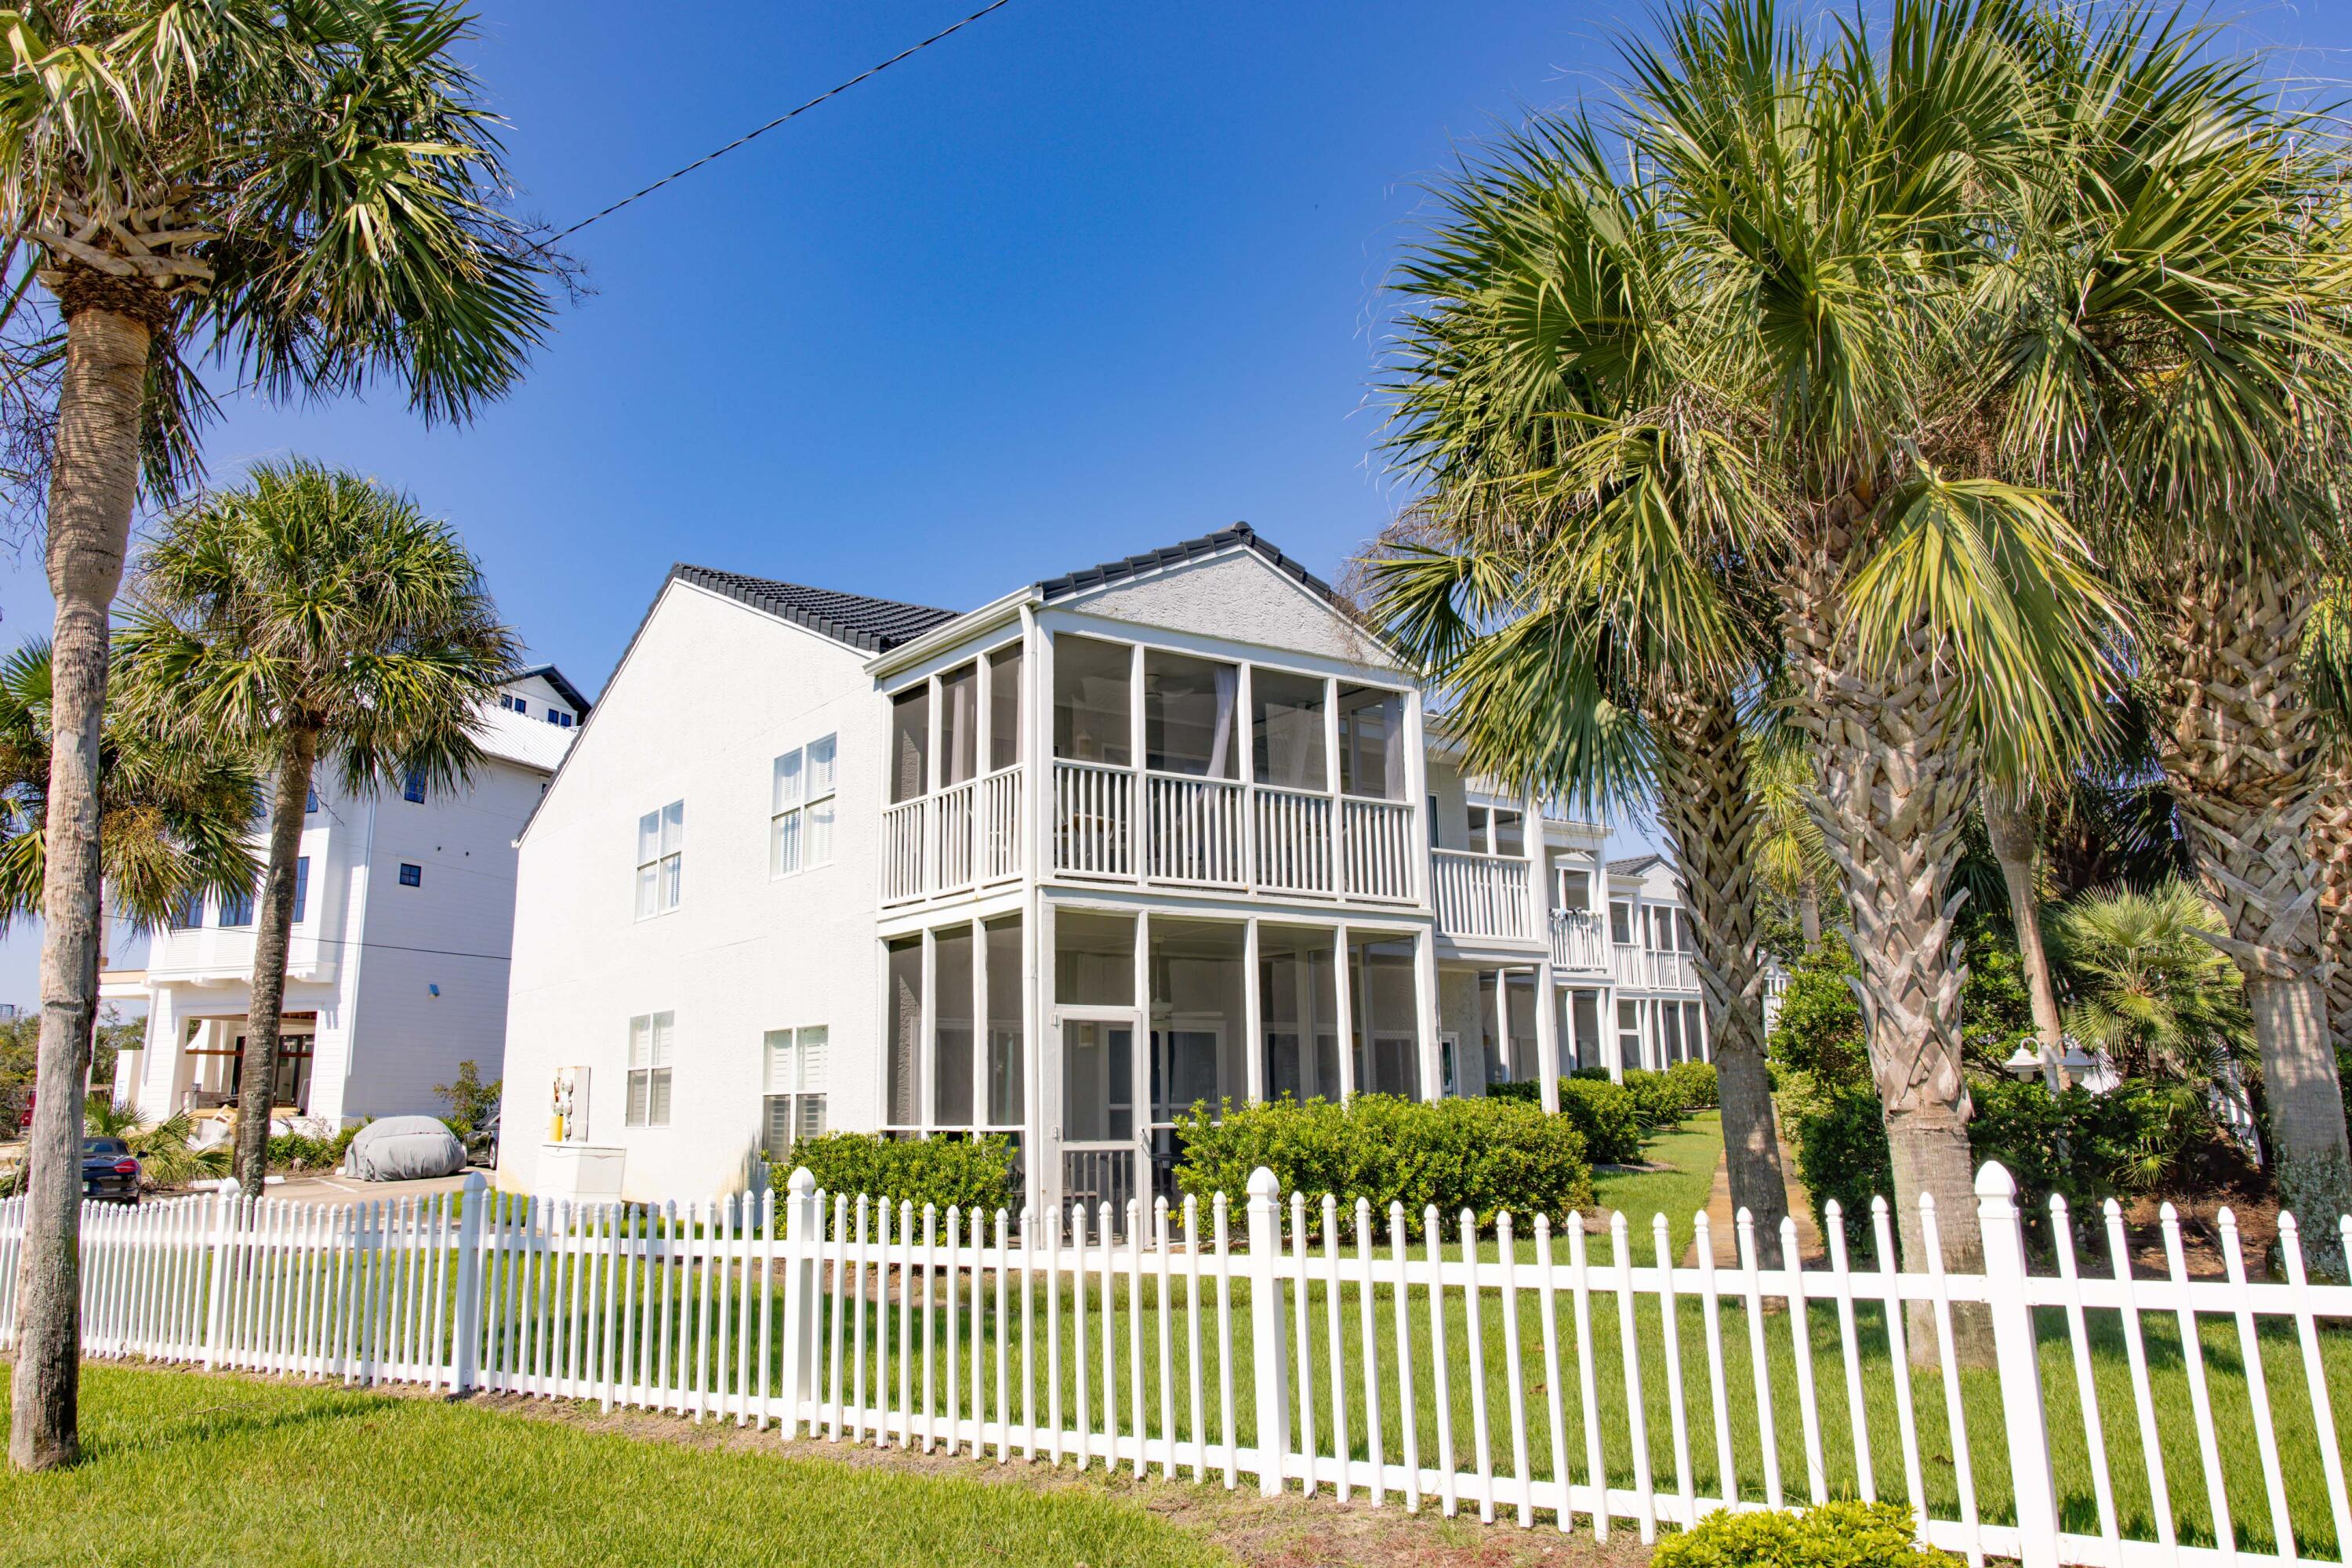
[1052, 635, 1132, 766]
[1505, 972, 1539, 1081]
[1053, 909, 1134, 1006]
[940, 662, 979, 787]
[984, 916, 1023, 1127]
[1572, 989, 1603, 1070]
[1144, 652, 1239, 778]
[1336, 685, 1406, 800]
[987, 645, 1022, 772]
[889, 688, 930, 804]
[1251, 670, 1327, 790]
[1258, 924, 1338, 1103]
[1148, 918, 1246, 1116]
[885, 938, 922, 1128]
[934, 925, 975, 1126]
[1348, 936, 1421, 1098]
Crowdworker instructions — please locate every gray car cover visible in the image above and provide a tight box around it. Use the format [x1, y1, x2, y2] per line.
[343, 1116, 466, 1181]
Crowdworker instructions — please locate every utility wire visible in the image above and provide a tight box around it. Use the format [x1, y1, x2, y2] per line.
[544, 0, 1017, 246]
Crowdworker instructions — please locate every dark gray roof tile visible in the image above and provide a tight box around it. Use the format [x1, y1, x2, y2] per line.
[676, 564, 958, 652]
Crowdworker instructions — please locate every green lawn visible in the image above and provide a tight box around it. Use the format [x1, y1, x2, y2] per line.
[1, 1364, 1232, 1568]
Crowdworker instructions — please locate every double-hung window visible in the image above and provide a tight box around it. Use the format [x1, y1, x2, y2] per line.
[771, 736, 837, 876]
[636, 800, 684, 917]
[762, 1025, 828, 1154]
[625, 1011, 674, 1127]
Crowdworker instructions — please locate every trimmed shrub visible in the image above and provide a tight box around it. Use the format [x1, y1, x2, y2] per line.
[1665, 1059, 1719, 1110]
[1653, 1502, 1957, 1568]
[267, 1123, 361, 1174]
[1485, 1077, 1645, 1165]
[773, 1131, 1018, 1216]
[1172, 1094, 1592, 1237]
[1618, 1068, 1690, 1131]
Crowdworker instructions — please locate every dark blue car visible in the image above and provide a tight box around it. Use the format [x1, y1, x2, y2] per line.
[82, 1136, 140, 1203]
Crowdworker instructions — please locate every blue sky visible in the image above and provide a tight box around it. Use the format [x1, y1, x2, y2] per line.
[4, 0, 2347, 1007]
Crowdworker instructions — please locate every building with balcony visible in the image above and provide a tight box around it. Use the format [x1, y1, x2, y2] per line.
[495, 527, 1708, 1208]
[110, 667, 587, 1134]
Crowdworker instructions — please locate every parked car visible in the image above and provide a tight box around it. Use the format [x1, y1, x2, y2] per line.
[82, 1136, 140, 1203]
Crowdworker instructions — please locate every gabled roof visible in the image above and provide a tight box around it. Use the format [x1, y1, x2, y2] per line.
[1034, 522, 1348, 615]
[675, 563, 957, 653]
[510, 663, 593, 716]
[1608, 853, 1666, 877]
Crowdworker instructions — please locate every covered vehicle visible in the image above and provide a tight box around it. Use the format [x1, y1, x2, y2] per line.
[341, 1116, 466, 1181]
[82, 1136, 140, 1203]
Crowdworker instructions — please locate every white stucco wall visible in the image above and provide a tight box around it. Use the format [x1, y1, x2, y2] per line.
[1058, 551, 1391, 670]
[498, 580, 885, 1200]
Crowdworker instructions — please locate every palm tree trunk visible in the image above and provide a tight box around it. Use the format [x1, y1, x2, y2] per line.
[1798, 873, 1823, 949]
[1782, 539, 1991, 1366]
[2151, 559, 2350, 1276]
[1653, 683, 1790, 1267]
[9, 296, 153, 1473]
[1983, 785, 2068, 1089]
[2311, 767, 2352, 1069]
[234, 731, 318, 1197]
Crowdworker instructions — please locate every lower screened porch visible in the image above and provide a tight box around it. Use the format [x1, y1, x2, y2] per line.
[857, 898, 1717, 1227]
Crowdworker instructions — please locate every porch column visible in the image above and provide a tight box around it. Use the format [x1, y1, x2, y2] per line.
[1332, 923, 1355, 1101]
[1322, 678, 1342, 892]
[1403, 690, 1430, 906]
[1491, 968, 1511, 1091]
[1134, 907, 1152, 1190]
[1242, 917, 1263, 1103]
[1526, 793, 1559, 1112]
[1128, 644, 1147, 883]
[920, 927, 938, 1134]
[1414, 927, 1442, 1103]
[1033, 899, 1056, 1214]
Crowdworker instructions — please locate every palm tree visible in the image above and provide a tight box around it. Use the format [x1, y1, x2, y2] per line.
[0, 637, 257, 936]
[119, 460, 517, 1202]
[0, 2, 552, 1469]
[1751, 724, 1832, 951]
[1375, 118, 1798, 1267]
[1975, 12, 2352, 1258]
[2052, 880, 2253, 1090]
[1382, 1, 2136, 1359]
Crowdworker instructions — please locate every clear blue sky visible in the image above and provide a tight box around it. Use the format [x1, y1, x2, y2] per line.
[2, 0, 2345, 1008]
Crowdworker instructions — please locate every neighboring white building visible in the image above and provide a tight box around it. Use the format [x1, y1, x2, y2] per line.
[110, 666, 589, 1134]
[497, 527, 1710, 1208]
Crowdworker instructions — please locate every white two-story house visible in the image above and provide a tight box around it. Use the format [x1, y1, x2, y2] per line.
[109, 666, 588, 1133]
[495, 527, 1710, 1209]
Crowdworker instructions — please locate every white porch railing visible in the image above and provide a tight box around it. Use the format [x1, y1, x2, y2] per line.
[881, 797, 927, 903]
[1613, 946, 1700, 993]
[1051, 760, 1415, 905]
[981, 768, 1023, 884]
[1254, 786, 1333, 895]
[19, 1167, 2352, 1568]
[1145, 774, 1249, 887]
[1550, 910, 1610, 974]
[1340, 797, 1415, 901]
[936, 779, 978, 892]
[1431, 849, 1534, 942]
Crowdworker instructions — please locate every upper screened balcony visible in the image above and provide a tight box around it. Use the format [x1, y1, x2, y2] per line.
[877, 628, 1425, 908]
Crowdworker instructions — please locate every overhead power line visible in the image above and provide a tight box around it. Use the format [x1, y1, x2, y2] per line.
[545, 0, 1018, 246]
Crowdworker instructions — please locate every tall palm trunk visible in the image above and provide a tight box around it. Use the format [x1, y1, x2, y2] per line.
[2152, 559, 2350, 1273]
[1798, 873, 1823, 949]
[1781, 535, 1990, 1365]
[1984, 786, 2068, 1089]
[2311, 767, 2352, 1069]
[9, 293, 154, 1472]
[234, 729, 318, 1196]
[1653, 684, 1789, 1266]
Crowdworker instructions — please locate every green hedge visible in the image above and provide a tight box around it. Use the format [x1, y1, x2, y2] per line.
[1488, 1077, 1647, 1166]
[1171, 1094, 1591, 1237]
[1653, 1502, 1957, 1568]
[771, 1132, 1018, 1216]
[1665, 1059, 1719, 1109]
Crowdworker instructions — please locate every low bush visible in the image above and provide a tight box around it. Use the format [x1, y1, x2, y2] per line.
[772, 1131, 1018, 1216]
[1171, 1094, 1591, 1238]
[267, 1123, 360, 1174]
[1486, 1077, 1646, 1164]
[1653, 1502, 1957, 1568]
[1619, 1068, 1695, 1131]
[1665, 1059, 1719, 1110]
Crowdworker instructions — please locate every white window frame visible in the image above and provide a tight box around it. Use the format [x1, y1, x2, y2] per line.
[625, 1011, 675, 1127]
[771, 735, 837, 877]
[636, 800, 684, 919]
[762, 1025, 829, 1154]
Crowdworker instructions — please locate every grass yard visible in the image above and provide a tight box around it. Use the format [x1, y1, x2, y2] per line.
[0, 1363, 1236, 1568]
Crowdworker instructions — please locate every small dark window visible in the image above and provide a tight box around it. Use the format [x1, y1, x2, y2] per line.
[168, 891, 204, 931]
[292, 856, 310, 923]
[401, 769, 427, 804]
[220, 883, 254, 927]
[304, 785, 318, 814]
[397, 862, 422, 887]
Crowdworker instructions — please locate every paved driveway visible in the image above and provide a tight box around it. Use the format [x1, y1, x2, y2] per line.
[256, 1169, 481, 1204]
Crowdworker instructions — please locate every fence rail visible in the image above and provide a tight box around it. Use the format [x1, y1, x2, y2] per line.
[7, 1167, 2352, 1568]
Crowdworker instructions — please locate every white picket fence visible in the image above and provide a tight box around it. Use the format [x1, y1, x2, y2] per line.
[5, 1163, 2352, 1568]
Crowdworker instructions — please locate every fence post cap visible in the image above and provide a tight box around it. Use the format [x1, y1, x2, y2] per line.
[1247, 1167, 1279, 1200]
[461, 1169, 487, 1193]
[1975, 1161, 2016, 1199]
[787, 1166, 816, 1196]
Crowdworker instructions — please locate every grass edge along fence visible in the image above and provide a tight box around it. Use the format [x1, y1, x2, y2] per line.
[5, 1164, 2352, 1568]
